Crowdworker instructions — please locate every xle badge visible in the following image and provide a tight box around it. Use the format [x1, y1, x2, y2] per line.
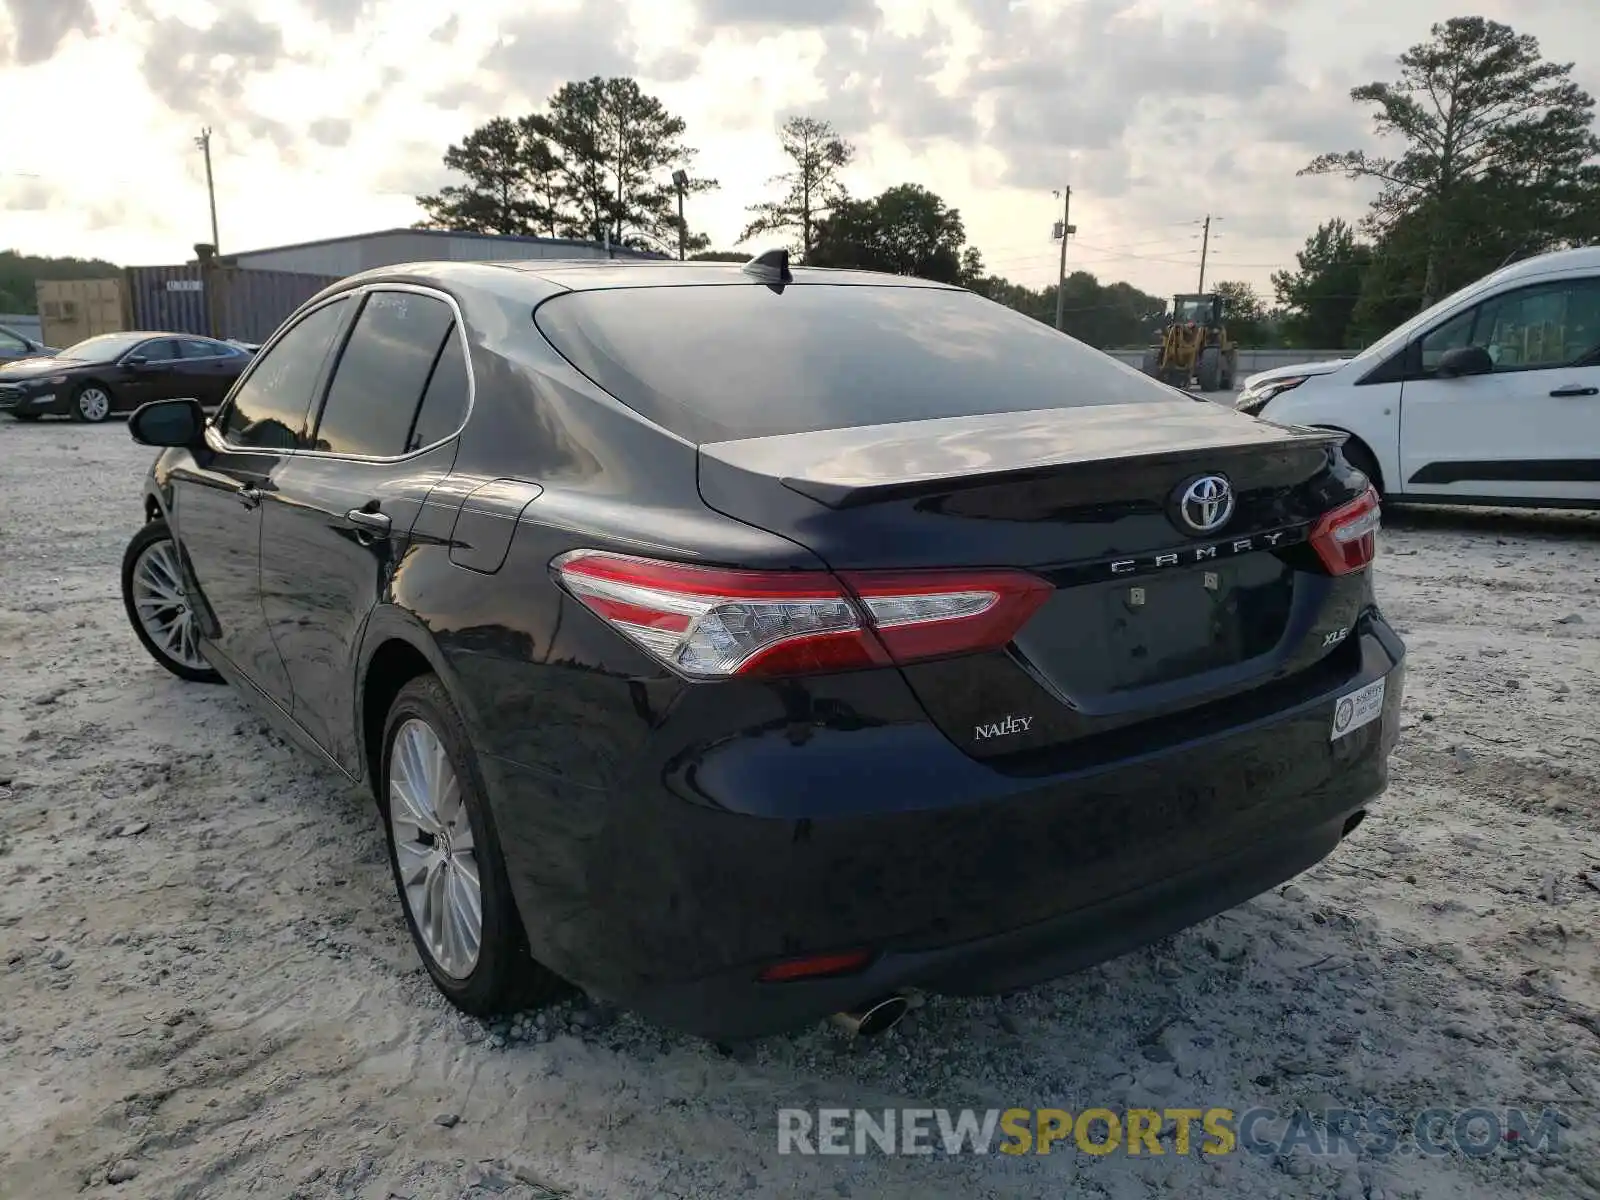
[974, 714, 1033, 741]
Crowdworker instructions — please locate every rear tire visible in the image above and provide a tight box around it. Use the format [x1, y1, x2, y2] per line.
[1197, 348, 1222, 392]
[1140, 349, 1159, 376]
[381, 674, 569, 1017]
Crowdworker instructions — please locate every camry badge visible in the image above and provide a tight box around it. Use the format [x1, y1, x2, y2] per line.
[1177, 474, 1235, 535]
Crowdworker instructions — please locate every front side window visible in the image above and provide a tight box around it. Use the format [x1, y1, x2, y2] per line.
[220, 299, 350, 450]
[132, 338, 181, 362]
[310, 291, 456, 456]
[1418, 308, 1477, 374]
[1473, 279, 1600, 371]
[178, 338, 227, 359]
[0, 330, 27, 352]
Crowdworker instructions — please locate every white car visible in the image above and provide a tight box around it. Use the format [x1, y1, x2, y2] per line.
[1237, 246, 1600, 508]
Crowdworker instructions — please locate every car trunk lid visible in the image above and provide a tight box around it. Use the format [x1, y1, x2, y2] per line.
[698, 399, 1369, 762]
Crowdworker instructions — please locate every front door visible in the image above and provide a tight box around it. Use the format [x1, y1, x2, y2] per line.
[1399, 274, 1600, 503]
[258, 286, 468, 772]
[174, 296, 355, 706]
[166, 447, 292, 703]
[119, 337, 185, 410]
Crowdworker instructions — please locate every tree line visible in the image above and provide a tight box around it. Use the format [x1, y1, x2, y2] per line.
[420, 15, 1597, 351]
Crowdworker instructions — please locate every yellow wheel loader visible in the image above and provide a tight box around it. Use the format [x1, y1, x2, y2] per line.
[1140, 293, 1239, 392]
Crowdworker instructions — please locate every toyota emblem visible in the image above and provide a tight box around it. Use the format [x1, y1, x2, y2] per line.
[1176, 474, 1235, 535]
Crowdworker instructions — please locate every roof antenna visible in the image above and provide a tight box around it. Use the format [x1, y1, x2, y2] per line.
[742, 248, 793, 285]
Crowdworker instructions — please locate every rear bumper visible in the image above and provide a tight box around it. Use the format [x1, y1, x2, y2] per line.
[477, 612, 1404, 1040]
[631, 807, 1365, 1039]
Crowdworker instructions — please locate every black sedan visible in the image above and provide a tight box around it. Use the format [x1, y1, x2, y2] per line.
[0, 331, 252, 423]
[119, 256, 1405, 1040]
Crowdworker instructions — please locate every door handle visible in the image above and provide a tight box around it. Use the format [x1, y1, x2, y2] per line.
[236, 485, 262, 509]
[1549, 385, 1599, 397]
[345, 507, 392, 535]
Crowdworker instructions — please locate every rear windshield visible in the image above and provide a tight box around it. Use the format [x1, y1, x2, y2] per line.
[533, 283, 1172, 443]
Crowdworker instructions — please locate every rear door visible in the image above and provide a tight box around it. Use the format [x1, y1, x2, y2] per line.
[167, 297, 354, 705]
[258, 285, 468, 772]
[1398, 274, 1600, 503]
[175, 337, 244, 408]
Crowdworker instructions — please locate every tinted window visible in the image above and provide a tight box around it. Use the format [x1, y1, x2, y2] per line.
[178, 338, 228, 358]
[407, 328, 469, 451]
[221, 299, 350, 450]
[134, 338, 182, 362]
[533, 284, 1171, 442]
[311, 291, 455, 456]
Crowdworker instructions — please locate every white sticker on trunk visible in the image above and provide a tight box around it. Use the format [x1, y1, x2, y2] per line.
[1331, 677, 1385, 741]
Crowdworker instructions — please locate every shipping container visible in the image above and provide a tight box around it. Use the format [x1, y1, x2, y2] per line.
[37, 278, 127, 347]
[123, 265, 340, 343]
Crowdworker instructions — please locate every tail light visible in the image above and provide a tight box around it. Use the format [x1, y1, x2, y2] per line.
[551, 550, 1051, 678]
[1310, 486, 1381, 575]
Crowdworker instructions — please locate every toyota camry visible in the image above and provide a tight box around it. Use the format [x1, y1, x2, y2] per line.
[119, 253, 1405, 1039]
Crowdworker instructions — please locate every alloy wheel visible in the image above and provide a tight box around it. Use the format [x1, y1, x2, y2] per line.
[130, 539, 208, 671]
[77, 387, 111, 421]
[388, 718, 483, 980]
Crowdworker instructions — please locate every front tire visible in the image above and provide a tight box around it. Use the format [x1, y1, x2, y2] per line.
[121, 519, 223, 683]
[1340, 438, 1384, 497]
[71, 382, 113, 423]
[1197, 347, 1222, 392]
[381, 674, 568, 1017]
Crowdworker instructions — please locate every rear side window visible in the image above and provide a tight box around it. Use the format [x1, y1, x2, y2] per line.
[533, 284, 1172, 443]
[407, 330, 469, 452]
[311, 291, 456, 456]
[178, 338, 227, 358]
[222, 298, 350, 450]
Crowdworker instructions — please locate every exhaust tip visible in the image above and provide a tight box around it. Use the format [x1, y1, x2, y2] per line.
[830, 994, 910, 1038]
[1342, 809, 1367, 837]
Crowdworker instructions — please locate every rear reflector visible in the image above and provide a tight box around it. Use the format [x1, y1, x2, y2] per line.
[1309, 486, 1381, 575]
[758, 950, 872, 983]
[551, 550, 1051, 678]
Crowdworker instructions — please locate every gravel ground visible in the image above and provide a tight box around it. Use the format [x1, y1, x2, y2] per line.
[1, 418, 1597, 1200]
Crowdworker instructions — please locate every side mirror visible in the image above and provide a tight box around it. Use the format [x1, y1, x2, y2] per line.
[1435, 345, 1493, 378]
[129, 398, 205, 448]
[125, 354, 150, 368]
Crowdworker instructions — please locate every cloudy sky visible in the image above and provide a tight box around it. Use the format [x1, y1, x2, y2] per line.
[2, 0, 1596, 299]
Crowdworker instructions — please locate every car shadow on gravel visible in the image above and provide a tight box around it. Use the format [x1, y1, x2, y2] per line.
[1386, 503, 1600, 540]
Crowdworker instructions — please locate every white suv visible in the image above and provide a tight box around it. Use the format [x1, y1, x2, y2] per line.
[1237, 246, 1600, 508]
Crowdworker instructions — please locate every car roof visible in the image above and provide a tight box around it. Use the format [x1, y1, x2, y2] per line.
[1487, 245, 1600, 285]
[336, 258, 964, 296]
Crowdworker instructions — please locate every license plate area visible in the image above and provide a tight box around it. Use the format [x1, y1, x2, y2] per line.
[1015, 556, 1295, 697]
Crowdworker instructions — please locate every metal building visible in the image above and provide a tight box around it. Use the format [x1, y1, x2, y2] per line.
[216, 229, 664, 278]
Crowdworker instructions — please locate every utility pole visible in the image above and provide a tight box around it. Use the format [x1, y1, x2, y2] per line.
[195, 127, 219, 252]
[672, 169, 688, 260]
[1053, 187, 1074, 331]
[1196, 214, 1212, 293]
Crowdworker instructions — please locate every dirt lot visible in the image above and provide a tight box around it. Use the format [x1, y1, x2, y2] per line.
[1, 418, 1597, 1200]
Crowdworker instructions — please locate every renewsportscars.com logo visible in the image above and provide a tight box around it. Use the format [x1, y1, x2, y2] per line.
[776, 1106, 1567, 1158]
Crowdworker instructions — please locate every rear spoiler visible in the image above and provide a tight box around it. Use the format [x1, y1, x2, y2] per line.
[699, 403, 1347, 509]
